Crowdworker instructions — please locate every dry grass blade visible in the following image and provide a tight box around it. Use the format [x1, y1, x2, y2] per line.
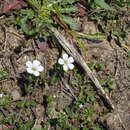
[62, 79, 77, 100]
[50, 27, 115, 110]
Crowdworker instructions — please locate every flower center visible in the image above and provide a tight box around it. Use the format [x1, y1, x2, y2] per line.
[32, 67, 37, 71]
[64, 60, 69, 65]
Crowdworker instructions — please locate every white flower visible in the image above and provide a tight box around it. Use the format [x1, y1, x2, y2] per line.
[58, 53, 74, 71]
[79, 104, 83, 108]
[26, 60, 44, 77]
[63, 112, 66, 115]
[0, 93, 3, 98]
[53, 95, 56, 98]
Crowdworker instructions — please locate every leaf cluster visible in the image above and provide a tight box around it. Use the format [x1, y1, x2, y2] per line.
[0, 68, 9, 80]
[13, 0, 80, 36]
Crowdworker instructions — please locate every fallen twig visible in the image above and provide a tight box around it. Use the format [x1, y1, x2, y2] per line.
[62, 79, 77, 100]
[49, 27, 115, 110]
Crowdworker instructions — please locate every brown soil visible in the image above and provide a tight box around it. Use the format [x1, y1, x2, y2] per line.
[0, 1, 130, 130]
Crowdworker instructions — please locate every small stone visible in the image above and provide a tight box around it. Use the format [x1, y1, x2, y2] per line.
[11, 89, 21, 100]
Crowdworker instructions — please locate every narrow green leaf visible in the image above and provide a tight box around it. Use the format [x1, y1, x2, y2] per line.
[61, 0, 79, 5]
[94, 0, 115, 11]
[77, 32, 106, 40]
[113, 1, 130, 5]
[62, 15, 81, 30]
[60, 6, 78, 13]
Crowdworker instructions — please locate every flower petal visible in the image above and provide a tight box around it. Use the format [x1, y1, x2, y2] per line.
[68, 57, 74, 63]
[26, 61, 32, 67]
[27, 68, 33, 74]
[33, 60, 41, 66]
[58, 58, 64, 65]
[63, 53, 68, 61]
[68, 64, 74, 70]
[33, 71, 40, 77]
[63, 64, 69, 71]
[37, 65, 44, 72]
[0, 94, 3, 98]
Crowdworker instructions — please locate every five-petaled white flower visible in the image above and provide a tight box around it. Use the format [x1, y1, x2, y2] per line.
[58, 53, 74, 71]
[26, 60, 44, 77]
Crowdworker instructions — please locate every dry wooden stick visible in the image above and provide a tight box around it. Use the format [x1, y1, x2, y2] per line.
[62, 79, 77, 100]
[50, 27, 115, 110]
